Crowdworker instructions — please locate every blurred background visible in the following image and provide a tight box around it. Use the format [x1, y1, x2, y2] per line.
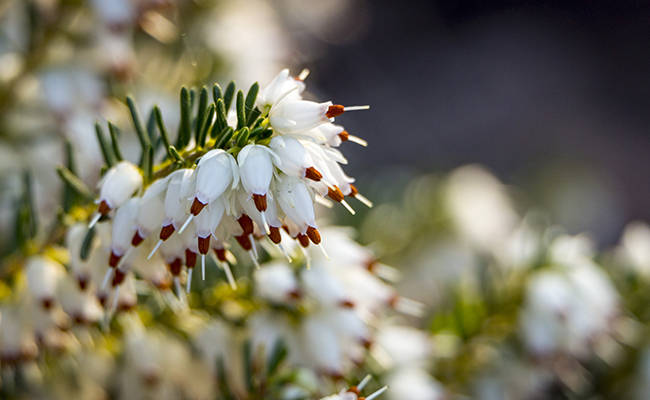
[0, 1, 649, 399]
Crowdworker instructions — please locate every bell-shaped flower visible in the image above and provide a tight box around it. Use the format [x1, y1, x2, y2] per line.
[25, 256, 65, 309]
[162, 169, 195, 236]
[307, 123, 367, 147]
[109, 197, 139, 267]
[269, 136, 323, 182]
[257, 69, 305, 110]
[238, 144, 279, 218]
[194, 198, 226, 255]
[191, 150, 238, 215]
[133, 177, 168, 245]
[96, 161, 142, 215]
[269, 99, 332, 135]
[276, 174, 321, 244]
[254, 262, 300, 303]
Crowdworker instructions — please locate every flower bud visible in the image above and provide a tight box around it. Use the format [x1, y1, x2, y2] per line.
[26, 256, 64, 308]
[257, 69, 305, 109]
[193, 150, 238, 209]
[269, 99, 331, 135]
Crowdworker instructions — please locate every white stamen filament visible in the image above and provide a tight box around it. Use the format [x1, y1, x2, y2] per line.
[348, 135, 368, 147]
[186, 269, 193, 293]
[101, 268, 114, 291]
[354, 193, 374, 208]
[340, 199, 356, 215]
[222, 261, 237, 290]
[316, 243, 330, 260]
[173, 276, 182, 298]
[147, 239, 163, 259]
[297, 68, 310, 81]
[277, 241, 292, 262]
[366, 386, 388, 400]
[260, 211, 271, 235]
[110, 285, 120, 316]
[201, 255, 206, 280]
[314, 196, 334, 208]
[357, 375, 372, 391]
[88, 213, 101, 229]
[394, 297, 425, 317]
[178, 214, 193, 233]
[300, 246, 311, 269]
[250, 235, 259, 260]
[343, 105, 370, 112]
[249, 250, 260, 269]
[116, 247, 133, 269]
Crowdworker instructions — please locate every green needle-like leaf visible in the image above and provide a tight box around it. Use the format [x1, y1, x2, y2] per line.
[126, 96, 150, 150]
[214, 126, 234, 149]
[236, 127, 250, 147]
[244, 82, 259, 119]
[195, 86, 209, 142]
[107, 122, 124, 161]
[215, 98, 227, 133]
[142, 145, 153, 184]
[266, 339, 287, 376]
[56, 167, 95, 201]
[212, 83, 223, 103]
[80, 226, 96, 261]
[198, 104, 215, 148]
[94, 122, 115, 167]
[153, 106, 171, 151]
[223, 81, 236, 111]
[236, 90, 245, 130]
[177, 87, 192, 149]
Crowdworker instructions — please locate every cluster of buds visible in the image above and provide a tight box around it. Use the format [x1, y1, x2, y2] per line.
[79, 69, 372, 307]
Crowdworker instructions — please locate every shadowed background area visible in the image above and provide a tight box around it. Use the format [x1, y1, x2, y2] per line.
[285, 0, 650, 244]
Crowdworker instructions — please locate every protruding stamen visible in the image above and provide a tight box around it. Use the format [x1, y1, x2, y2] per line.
[297, 68, 310, 81]
[88, 213, 101, 229]
[297, 233, 309, 248]
[277, 241, 292, 262]
[365, 386, 388, 400]
[235, 234, 252, 251]
[248, 250, 260, 269]
[306, 226, 321, 244]
[315, 196, 334, 208]
[344, 105, 370, 112]
[259, 211, 271, 235]
[131, 231, 145, 246]
[340, 199, 356, 215]
[108, 251, 122, 268]
[115, 247, 133, 269]
[186, 269, 193, 293]
[391, 296, 425, 317]
[250, 235, 259, 260]
[101, 268, 114, 291]
[347, 134, 368, 147]
[159, 224, 175, 240]
[111, 268, 126, 287]
[179, 214, 193, 234]
[173, 276, 182, 297]
[222, 262, 237, 290]
[304, 166, 322, 181]
[252, 193, 267, 211]
[198, 236, 210, 255]
[98, 200, 111, 215]
[237, 214, 254, 235]
[326, 104, 345, 118]
[327, 186, 345, 202]
[354, 194, 373, 208]
[147, 239, 163, 259]
[190, 197, 206, 215]
[316, 243, 329, 259]
[268, 226, 282, 244]
[168, 258, 182, 276]
[110, 285, 121, 316]
[201, 255, 206, 280]
[214, 248, 227, 262]
[185, 249, 197, 268]
[358, 375, 372, 391]
[338, 130, 350, 142]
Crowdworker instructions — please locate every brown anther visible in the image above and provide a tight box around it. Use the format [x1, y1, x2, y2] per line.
[168, 258, 182, 275]
[282, 224, 290, 234]
[349, 184, 359, 196]
[190, 197, 206, 215]
[304, 166, 322, 181]
[235, 234, 252, 251]
[237, 214, 254, 235]
[98, 200, 111, 215]
[159, 224, 175, 240]
[112, 268, 126, 286]
[77, 275, 89, 291]
[118, 300, 136, 312]
[98, 293, 108, 307]
[361, 337, 373, 349]
[288, 289, 302, 300]
[41, 297, 54, 310]
[327, 186, 345, 202]
[252, 193, 267, 211]
[326, 104, 345, 118]
[387, 293, 399, 308]
[73, 313, 86, 325]
[347, 386, 360, 395]
[131, 231, 145, 246]
[108, 251, 122, 268]
[306, 226, 321, 244]
[339, 299, 356, 309]
[338, 130, 350, 142]
[156, 278, 172, 290]
[214, 248, 227, 262]
[185, 249, 197, 268]
[297, 233, 310, 247]
[365, 258, 378, 273]
[198, 236, 211, 254]
[268, 226, 282, 244]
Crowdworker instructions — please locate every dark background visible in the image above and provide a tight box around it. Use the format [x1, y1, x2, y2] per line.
[287, 0, 650, 244]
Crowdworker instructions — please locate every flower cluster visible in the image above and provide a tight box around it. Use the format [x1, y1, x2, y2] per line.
[86, 69, 371, 303]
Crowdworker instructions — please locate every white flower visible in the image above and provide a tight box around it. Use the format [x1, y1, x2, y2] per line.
[269, 136, 323, 181]
[238, 144, 277, 208]
[97, 161, 142, 215]
[25, 256, 65, 309]
[133, 177, 168, 245]
[191, 149, 238, 215]
[162, 168, 195, 236]
[257, 68, 305, 110]
[109, 197, 139, 266]
[269, 99, 332, 135]
[254, 262, 300, 303]
[275, 174, 318, 239]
